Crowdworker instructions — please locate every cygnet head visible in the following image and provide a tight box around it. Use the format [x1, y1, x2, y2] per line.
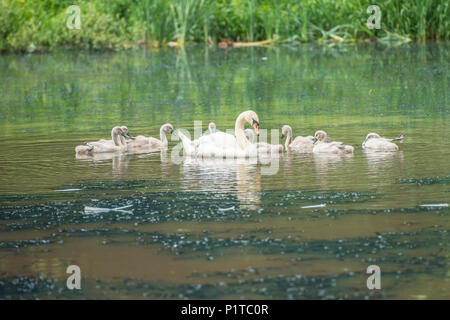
[113, 126, 132, 138]
[161, 123, 176, 135]
[209, 122, 216, 134]
[366, 133, 381, 140]
[121, 126, 133, 138]
[281, 125, 292, 139]
[313, 130, 328, 144]
[363, 132, 381, 146]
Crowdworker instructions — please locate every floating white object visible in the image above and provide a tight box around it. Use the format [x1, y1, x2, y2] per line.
[419, 203, 448, 207]
[218, 206, 235, 212]
[84, 204, 133, 214]
[55, 188, 82, 192]
[301, 204, 326, 209]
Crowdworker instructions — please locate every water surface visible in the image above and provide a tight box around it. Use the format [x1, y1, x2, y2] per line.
[0, 44, 448, 299]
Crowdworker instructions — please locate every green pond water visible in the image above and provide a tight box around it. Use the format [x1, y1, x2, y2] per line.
[0, 44, 448, 299]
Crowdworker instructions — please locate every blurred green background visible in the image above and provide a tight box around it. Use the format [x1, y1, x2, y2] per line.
[1, 0, 449, 52]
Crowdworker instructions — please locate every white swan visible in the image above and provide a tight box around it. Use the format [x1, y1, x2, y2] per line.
[281, 125, 315, 153]
[178, 110, 261, 158]
[362, 133, 403, 151]
[75, 126, 132, 155]
[244, 129, 283, 154]
[126, 123, 175, 153]
[209, 122, 216, 134]
[312, 130, 354, 155]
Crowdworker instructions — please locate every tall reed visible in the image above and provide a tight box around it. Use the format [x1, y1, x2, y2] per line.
[170, 0, 214, 47]
[134, 0, 173, 47]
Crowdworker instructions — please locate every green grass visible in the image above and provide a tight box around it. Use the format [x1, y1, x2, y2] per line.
[0, 0, 448, 52]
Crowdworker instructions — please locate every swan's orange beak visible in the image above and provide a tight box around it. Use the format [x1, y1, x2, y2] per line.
[253, 123, 259, 136]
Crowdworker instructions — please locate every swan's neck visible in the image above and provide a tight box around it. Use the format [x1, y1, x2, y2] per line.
[235, 113, 251, 150]
[120, 135, 126, 146]
[160, 128, 168, 147]
[112, 129, 122, 146]
[285, 129, 292, 150]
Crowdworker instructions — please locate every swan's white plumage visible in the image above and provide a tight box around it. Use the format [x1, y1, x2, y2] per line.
[312, 130, 354, 155]
[281, 125, 314, 153]
[75, 126, 130, 155]
[179, 130, 257, 158]
[126, 123, 174, 154]
[244, 129, 283, 154]
[178, 110, 262, 158]
[362, 133, 399, 151]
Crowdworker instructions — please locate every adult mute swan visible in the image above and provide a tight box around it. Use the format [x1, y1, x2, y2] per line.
[312, 130, 354, 155]
[126, 123, 175, 153]
[75, 126, 132, 155]
[281, 125, 315, 153]
[244, 129, 283, 154]
[178, 110, 261, 158]
[362, 133, 403, 151]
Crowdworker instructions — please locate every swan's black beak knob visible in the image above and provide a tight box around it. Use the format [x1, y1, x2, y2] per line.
[313, 137, 318, 144]
[281, 133, 285, 139]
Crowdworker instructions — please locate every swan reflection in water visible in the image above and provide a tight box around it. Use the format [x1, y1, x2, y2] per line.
[364, 150, 404, 179]
[181, 157, 262, 211]
[313, 153, 354, 188]
[313, 153, 354, 174]
[76, 152, 130, 179]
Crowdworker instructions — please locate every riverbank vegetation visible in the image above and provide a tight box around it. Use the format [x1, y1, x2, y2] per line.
[1, 0, 448, 52]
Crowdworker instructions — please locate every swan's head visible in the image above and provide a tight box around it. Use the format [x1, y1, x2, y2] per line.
[244, 110, 260, 136]
[363, 132, 380, 147]
[113, 126, 132, 139]
[208, 122, 216, 134]
[313, 130, 328, 144]
[161, 123, 176, 136]
[281, 125, 292, 139]
[120, 126, 134, 139]
[365, 133, 381, 140]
